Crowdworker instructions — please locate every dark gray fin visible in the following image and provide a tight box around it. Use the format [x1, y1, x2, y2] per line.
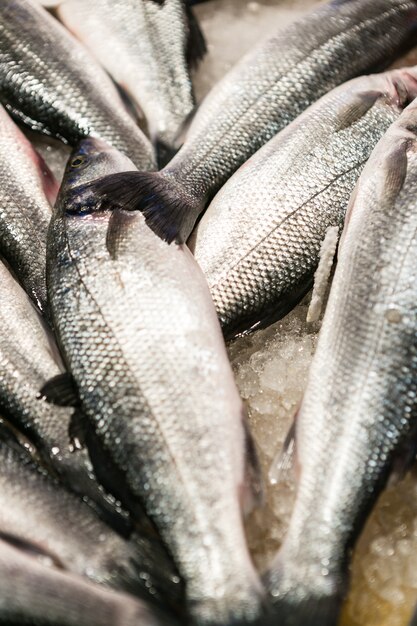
[0, 532, 65, 570]
[185, 2, 207, 69]
[389, 421, 417, 485]
[267, 595, 343, 626]
[269, 421, 296, 486]
[155, 139, 178, 168]
[88, 171, 202, 244]
[224, 275, 314, 341]
[68, 409, 88, 452]
[38, 373, 79, 407]
[241, 408, 264, 514]
[106, 209, 137, 260]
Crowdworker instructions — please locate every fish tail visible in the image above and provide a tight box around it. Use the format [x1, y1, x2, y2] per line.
[264, 558, 346, 626]
[88, 171, 202, 244]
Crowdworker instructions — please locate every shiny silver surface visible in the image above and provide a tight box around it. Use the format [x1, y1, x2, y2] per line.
[0, 105, 56, 314]
[0, 538, 163, 626]
[0, 0, 155, 169]
[47, 138, 264, 625]
[55, 0, 200, 147]
[266, 96, 417, 624]
[162, 0, 417, 235]
[192, 67, 417, 338]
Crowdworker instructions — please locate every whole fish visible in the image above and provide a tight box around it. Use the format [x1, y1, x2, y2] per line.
[45, 137, 265, 625]
[0, 539, 167, 626]
[89, 0, 417, 243]
[0, 257, 182, 607]
[0, 0, 155, 170]
[265, 97, 417, 625]
[190, 67, 417, 339]
[43, 0, 205, 160]
[0, 105, 57, 315]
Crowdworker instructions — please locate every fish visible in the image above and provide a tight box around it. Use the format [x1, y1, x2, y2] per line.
[44, 137, 265, 625]
[0, 0, 155, 170]
[88, 0, 417, 243]
[264, 96, 417, 625]
[190, 66, 417, 339]
[0, 105, 57, 315]
[0, 256, 183, 608]
[45, 0, 205, 162]
[0, 538, 168, 626]
[0, 431, 155, 598]
[0, 255, 120, 524]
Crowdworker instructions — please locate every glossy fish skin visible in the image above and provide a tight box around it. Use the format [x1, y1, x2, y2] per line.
[0, 257, 116, 518]
[191, 67, 417, 339]
[47, 138, 264, 625]
[0, 437, 148, 597]
[51, 0, 205, 151]
[265, 99, 417, 626]
[0, 106, 57, 314]
[90, 0, 417, 244]
[0, 0, 155, 170]
[0, 539, 165, 626]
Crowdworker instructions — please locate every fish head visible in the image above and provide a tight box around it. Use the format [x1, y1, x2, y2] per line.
[56, 137, 137, 214]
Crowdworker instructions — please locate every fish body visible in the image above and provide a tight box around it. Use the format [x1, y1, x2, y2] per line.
[0, 256, 112, 517]
[0, 0, 155, 170]
[0, 539, 165, 626]
[0, 437, 147, 596]
[191, 67, 417, 338]
[46, 138, 264, 625]
[0, 106, 57, 314]
[52, 0, 205, 155]
[91, 0, 417, 243]
[265, 98, 417, 625]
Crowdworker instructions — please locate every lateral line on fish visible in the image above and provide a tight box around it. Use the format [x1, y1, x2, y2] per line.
[178, 5, 403, 171]
[209, 159, 367, 290]
[61, 221, 209, 535]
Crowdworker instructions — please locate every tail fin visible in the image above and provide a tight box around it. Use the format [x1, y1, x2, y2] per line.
[264, 560, 345, 626]
[87, 171, 202, 244]
[267, 594, 342, 626]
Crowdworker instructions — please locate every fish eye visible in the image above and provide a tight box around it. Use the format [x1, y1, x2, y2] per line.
[71, 155, 88, 168]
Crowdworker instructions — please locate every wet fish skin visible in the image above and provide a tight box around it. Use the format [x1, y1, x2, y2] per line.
[191, 67, 417, 339]
[46, 137, 264, 625]
[51, 0, 205, 152]
[0, 0, 155, 170]
[0, 106, 57, 314]
[90, 0, 417, 243]
[0, 539, 166, 626]
[0, 256, 184, 608]
[0, 436, 149, 597]
[0, 256, 119, 522]
[265, 97, 417, 625]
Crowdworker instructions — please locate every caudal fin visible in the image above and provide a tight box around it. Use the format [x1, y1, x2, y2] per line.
[88, 171, 202, 244]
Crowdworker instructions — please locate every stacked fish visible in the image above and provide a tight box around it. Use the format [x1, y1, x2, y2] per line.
[0, 0, 417, 625]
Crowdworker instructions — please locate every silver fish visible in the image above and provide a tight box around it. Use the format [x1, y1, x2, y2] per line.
[190, 67, 417, 339]
[265, 97, 417, 625]
[47, 0, 205, 158]
[90, 0, 417, 243]
[0, 538, 166, 626]
[0, 105, 57, 314]
[0, 257, 182, 606]
[0, 0, 155, 170]
[0, 434, 148, 597]
[45, 137, 265, 625]
[0, 256, 117, 522]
